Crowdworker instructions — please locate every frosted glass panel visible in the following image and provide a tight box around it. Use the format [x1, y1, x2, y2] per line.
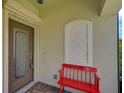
[14, 30, 28, 78]
[69, 24, 88, 65]
[65, 20, 92, 66]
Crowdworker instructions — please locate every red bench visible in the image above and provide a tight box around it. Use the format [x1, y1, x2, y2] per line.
[58, 64, 100, 93]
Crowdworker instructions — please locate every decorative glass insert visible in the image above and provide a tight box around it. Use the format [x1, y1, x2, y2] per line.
[68, 23, 88, 65]
[13, 29, 29, 79]
[65, 20, 92, 66]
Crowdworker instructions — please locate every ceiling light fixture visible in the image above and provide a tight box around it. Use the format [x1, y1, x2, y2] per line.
[37, 0, 44, 4]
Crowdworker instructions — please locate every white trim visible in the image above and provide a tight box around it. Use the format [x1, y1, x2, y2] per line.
[64, 20, 92, 66]
[3, 0, 41, 93]
[3, 7, 9, 93]
[6, 0, 41, 25]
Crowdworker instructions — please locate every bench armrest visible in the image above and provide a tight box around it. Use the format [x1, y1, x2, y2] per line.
[96, 77, 100, 81]
[58, 68, 64, 79]
[95, 74, 100, 90]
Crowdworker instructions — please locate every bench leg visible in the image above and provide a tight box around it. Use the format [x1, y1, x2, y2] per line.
[60, 85, 64, 93]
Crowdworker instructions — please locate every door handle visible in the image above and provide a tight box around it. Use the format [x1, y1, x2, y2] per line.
[29, 53, 33, 69]
[30, 63, 34, 69]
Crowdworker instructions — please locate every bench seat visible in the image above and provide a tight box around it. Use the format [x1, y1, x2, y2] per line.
[58, 78, 100, 93]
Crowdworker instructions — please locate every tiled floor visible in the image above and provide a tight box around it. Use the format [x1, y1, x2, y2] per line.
[24, 82, 71, 93]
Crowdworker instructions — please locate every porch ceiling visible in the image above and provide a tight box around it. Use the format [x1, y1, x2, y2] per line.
[4, 0, 121, 16]
[29, 0, 121, 16]
[99, 0, 122, 16]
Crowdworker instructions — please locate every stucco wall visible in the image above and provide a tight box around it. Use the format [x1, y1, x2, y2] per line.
[93, 16, 118, 93]
[38, 0, 118, 93]
[39, 0, 99, 87]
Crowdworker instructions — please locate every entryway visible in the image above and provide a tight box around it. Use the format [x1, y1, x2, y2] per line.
[3, 1, 41, 93]
[9, 19, 34, 93]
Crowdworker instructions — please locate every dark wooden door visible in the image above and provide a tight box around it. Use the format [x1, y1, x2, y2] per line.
[9, 19, 34, 93]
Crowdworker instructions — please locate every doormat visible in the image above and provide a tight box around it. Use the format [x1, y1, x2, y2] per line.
[24, 82, 71, 93]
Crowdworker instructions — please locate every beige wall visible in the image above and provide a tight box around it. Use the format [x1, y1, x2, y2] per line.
[39, 0, 118, 93]
[93, 16, 118, 93]
[39, 0, 99, 86]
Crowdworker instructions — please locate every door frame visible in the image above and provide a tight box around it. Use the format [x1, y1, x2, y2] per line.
[3, 0, 41, 93]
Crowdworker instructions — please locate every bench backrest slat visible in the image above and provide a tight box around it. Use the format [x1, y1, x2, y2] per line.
[62, 64, 97, 85]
